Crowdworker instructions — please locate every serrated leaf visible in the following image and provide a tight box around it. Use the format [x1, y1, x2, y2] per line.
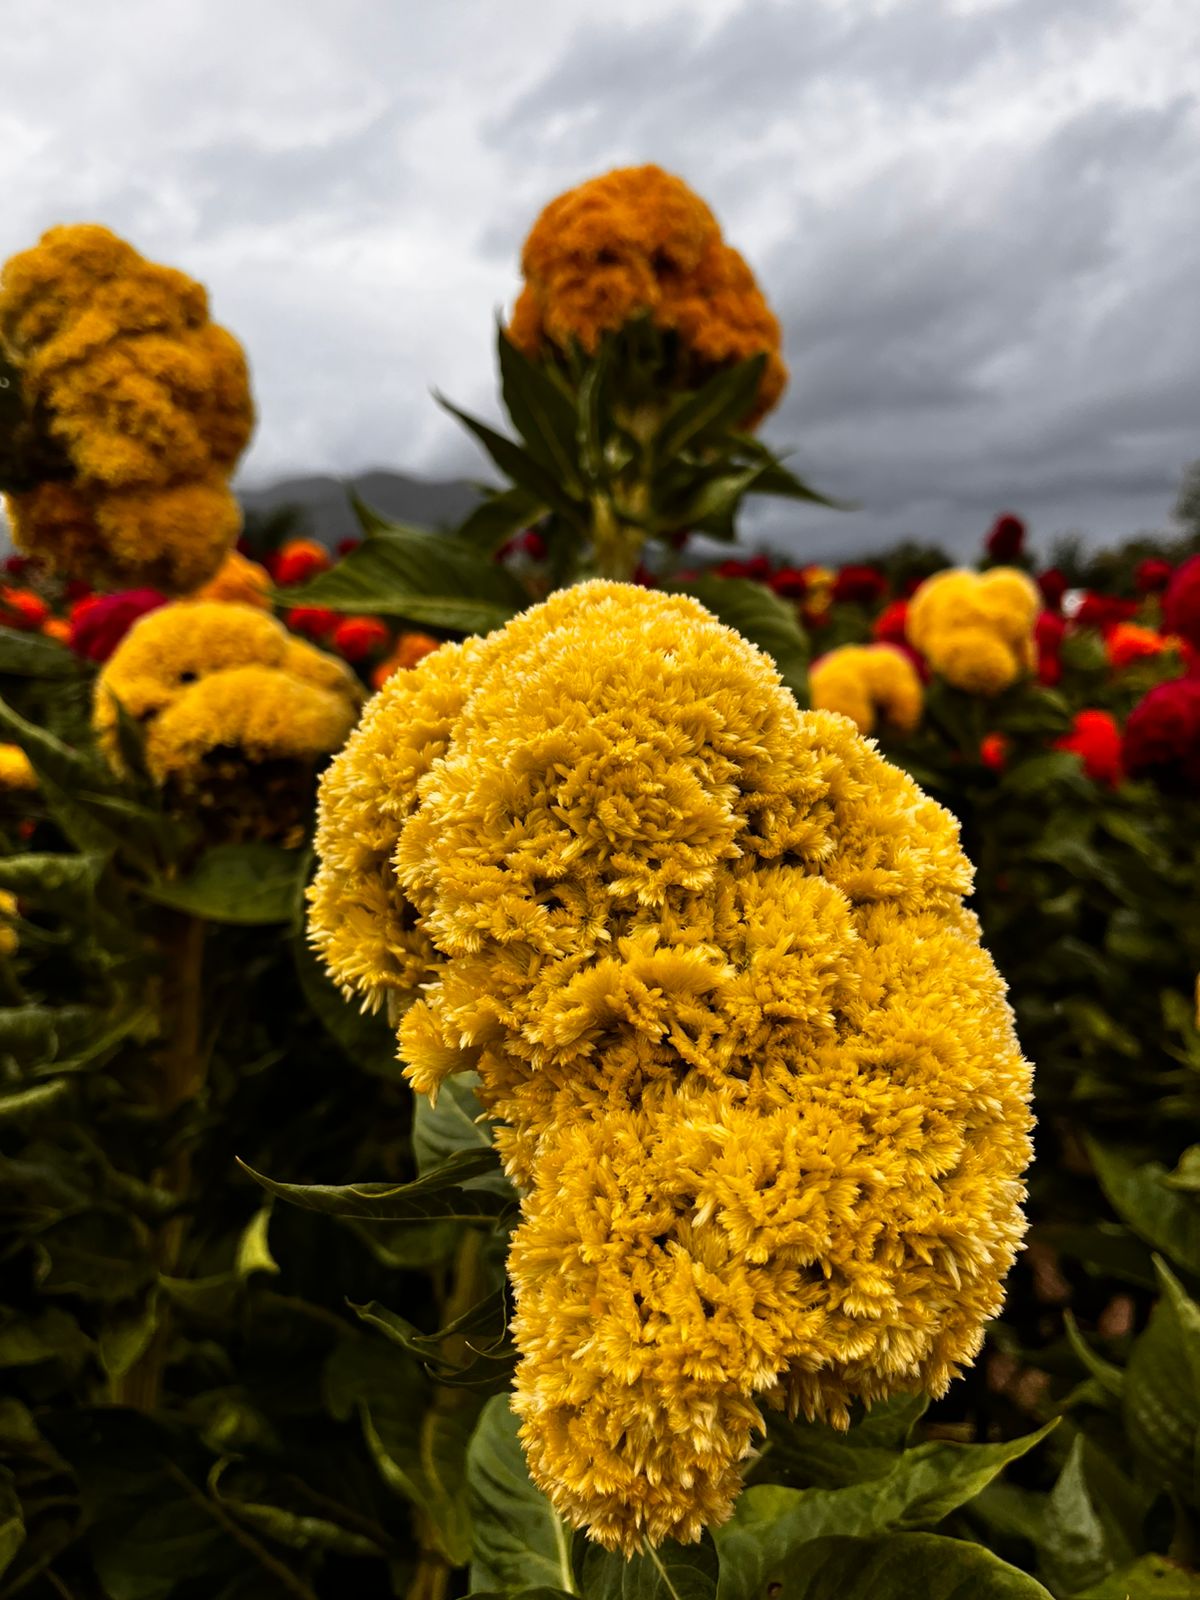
[468, 1395, 576, 1595]
[582, 1532, 717, 1600]
[141, 843, 302, 926]
[284, 514, 527, 632]
[237, 1147, 508, 1222]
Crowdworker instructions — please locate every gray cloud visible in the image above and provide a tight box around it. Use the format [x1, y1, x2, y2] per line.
[1, 0, 1197, 560]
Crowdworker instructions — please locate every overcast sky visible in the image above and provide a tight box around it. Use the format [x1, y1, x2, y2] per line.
[2, 0, 1198, 559]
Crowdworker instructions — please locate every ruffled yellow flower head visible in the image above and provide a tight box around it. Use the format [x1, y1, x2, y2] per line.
[309, 581, 1032, 1553]
[0, 743, 37, 791]
[906, 567, 1039, 695]
[809, 643, 924, 736]
[0, 225, 254, 593]
[95, 601, 360, 843]
[510, 166, 787, 427]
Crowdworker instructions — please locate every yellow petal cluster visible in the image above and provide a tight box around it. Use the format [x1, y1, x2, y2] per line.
[0, 225, 254, 592]
[0, 743, 37, 791]
[309, 581, 1032, 1553]
[0, 888, 17, 958]
[809, 644, 923, 736]
[95, 601, 360, 841]
[906, 568, 1039, 695]
[510, 166, 786, 427]
[193, 547, 272, 609]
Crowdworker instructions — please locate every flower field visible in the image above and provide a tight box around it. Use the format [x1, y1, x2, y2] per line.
[1, 167, 1199, 1600]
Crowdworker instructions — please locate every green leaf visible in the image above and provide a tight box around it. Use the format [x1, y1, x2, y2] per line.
[235, 1206, 280, 1278]
[351, 1290, 514, 1388]
[1076, 1555, 1200, 1597]
[141, 843, 303, 926]
[292, 932, 399, 1077]
[364, 1400, 477, 1565]
[1164, 1146, 1200, 1193]
[0, 1079, 71, 1123]
[753, 1395, 928, 1489]
[1037, 1437, 1117, 1597]
[457, 486, 548, 555]
[1123, 1258, 1200, 1506]
[237, 1147, 508, 1222]
[716, 1533, 1052, 1599]
[438, 397, 586, 526]
[714, 1424, 1056, 1600]
[413, 1073, 515, 1200]
[1063, 1312, 1125, 1401]
[742, 451, 852, 510]
[98, 1293, 160, 1381]
[683, 575, 809, 700]
[468, 1394, 576, 1594]
[0, 851, 103, 899]
[1088, 1140, 1200, 1274]
[653, 357, 766, 463]
[284, 512, 528, 632]
[0, 1468, 25, 1579]
[582, 1532, 718, 1600]
[497, 326, 582, 494]
[0, 625, 81, 678]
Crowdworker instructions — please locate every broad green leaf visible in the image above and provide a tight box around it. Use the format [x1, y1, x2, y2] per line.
[34, 1210, 154, 1303]
[497, 326, 582, 494]
[292, 932, 399, 1077]
[714, 1424, 1055, 1600]
[1123, 1258, 1200, 1506]
[457, 485, 548, 555]
[1063, 1312, 1125, 1401]
[717, 1532, 1052, 1599]
[1076, 1556, 1200, 1597]
[0, 851, 103, 898]
[468, 1394, 576, 1594]
[653, 357, 766, 463]
[235, 1206, 280, 1278]
[0, 624, 81, 678]
[683, 575, 809, 700]
[352, 1290, 514, 1388]
[1164, 1146, 1200, 1193]
[413, 1073, 514, 1200]
[1088, 1140, 1200, 1275]
[208, 1462, 384, 1559]
[285, 512, 527, 632]
[141, 843, 303, 926]
[742, 451, 851, 510]
[582, 1532, 718, 1600]
[1037, 1438, 1117, 1597]
[753, 1394, 928, 1489]
[364, 1401, 477, 1565]
[238, 1147, 508, 1222]
[438, 397, 586, 526]
[660, 463, 766, 533]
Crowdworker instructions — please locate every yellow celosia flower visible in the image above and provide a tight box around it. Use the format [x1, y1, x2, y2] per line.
[0, 743, 37, 790]
[192, 547, 272, 609]
[906, 567, 1039, 695]
[309, 581, 1032, 1553]
[809, 644, 923, 735]
[0, 225, 254, 593]
[95, 601, 360, 842]
[0, 888, 17, 958]
[510, 166, 787, 427]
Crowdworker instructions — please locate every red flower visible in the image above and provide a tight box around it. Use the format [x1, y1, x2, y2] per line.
[986, 514, 1026, 562]
[832, 564, 887, 606]
[274, 539, 332, 587]
[980, 733, 1009, 771]
[1035, 610, 1066, 686]
[1037, 568, 1068, 611]
[1123, 676, 1200, 788]
[872, 599, 909, 644]
[286, 607, 339, 640]
[1106, 623, 1170, 671]
[769, 566, 808, 599]
[0, 587, 50, 631]
[1136, 557, 1173, 595]
[336, 537, 362, 557]
[1074, 592, 1137, 633]
[1055, 710, 1123, 787]
[1163, 554, 1200, 650]
[64, 578, 93, 602]
[332, 615, 389, 663]
[69, 589, 166, 663]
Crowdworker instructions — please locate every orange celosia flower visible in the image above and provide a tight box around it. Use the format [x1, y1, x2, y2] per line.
[194, 548, 272, 609]
[274, 539, 330, 588]
[0, 586, 50, 630]
[1105, 622, 1174, 671]
[0, 224, 254, 593]
[42, 617, 71, 645]
[510, 166, 787, 427]
[371, 631, 441, 688]
[332, 615, 389, 663]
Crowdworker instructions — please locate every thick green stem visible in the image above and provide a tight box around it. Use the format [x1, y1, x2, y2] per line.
[113, 912, 206, 1410]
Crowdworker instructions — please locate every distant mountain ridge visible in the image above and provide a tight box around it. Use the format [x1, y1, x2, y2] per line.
[238, 470, 481, 545]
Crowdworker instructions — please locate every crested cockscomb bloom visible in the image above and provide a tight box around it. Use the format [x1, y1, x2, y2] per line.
[872, 598, 910, 644]
[1164, 555, 1200, 651]
[832, 564, 887, 606]
[509, 166, 786, 427]
[0, 586, 49, 630]
[1055, 710, 1123, 787]
[1074, 592, 1137, 633]
[332, 615, 389, 663]
[273, 538, 331, 588]
[808, 643, 923, 736]
[69, 588, 167, 663]
[372, 631, 441, 689]
[1136, 558, 1173, 595]
[906, 568, 1039, 695]
[308, 581, 1032, 1554]
[985, 514, 1026, 563]
[94, 601, 361, 843]
[1122, 676, 1200, 789]
[1037, 568, 1068, 611]
[1035, 610, 1066, 686]
[0, 224, 254, 592]
[1105, 622, 1174, 671]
